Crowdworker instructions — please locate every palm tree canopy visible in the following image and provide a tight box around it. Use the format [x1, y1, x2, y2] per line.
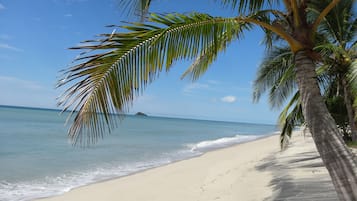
[58, 0, 344, 145]
[253, 0, 357, 148]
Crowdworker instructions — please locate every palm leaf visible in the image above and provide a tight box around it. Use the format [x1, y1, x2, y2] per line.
[118, 0, 152, 20]
[278, 91, 303, 150]
[219, 0, 278, 13]
[253, 46, 296, 109]
[58, 12, 250, 145]
[315, 0, 355, 47]
[181, 24, 251, 81]
[348, 59, 357, 89]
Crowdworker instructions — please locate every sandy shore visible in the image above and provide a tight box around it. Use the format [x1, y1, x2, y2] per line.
[37, 131, 338, 201]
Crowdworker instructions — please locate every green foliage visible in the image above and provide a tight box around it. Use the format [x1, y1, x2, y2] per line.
[118, 0, 152, 20]
[58, 13, 249, 145]
[347, 141, 357, 148]
[253, 0, 357, 149]
[326, 96, 348, 130]
[315, 0, 356, 48]
[278, 92, 303, 150]
[219, 0, 276, 13]
[253, 46, 296, 109]
[58, 0, 356, 146]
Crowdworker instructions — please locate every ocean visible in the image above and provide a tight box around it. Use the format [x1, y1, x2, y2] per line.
[0, 106, 278, 201]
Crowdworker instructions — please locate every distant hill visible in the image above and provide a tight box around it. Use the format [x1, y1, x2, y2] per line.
[135, 112, 148, 116]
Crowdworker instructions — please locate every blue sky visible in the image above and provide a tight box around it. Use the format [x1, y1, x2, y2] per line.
[0, 0, 280, 124]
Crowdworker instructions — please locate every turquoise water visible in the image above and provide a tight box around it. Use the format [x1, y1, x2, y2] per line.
[0, 106, 277, 201]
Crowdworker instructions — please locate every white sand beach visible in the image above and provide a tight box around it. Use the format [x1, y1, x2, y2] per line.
[37, 130, 338, 201]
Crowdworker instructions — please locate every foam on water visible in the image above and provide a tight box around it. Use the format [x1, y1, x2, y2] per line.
[0, 158, 176, 201]
[189, 134, 263, 153]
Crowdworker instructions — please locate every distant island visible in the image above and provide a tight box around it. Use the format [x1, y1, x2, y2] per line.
[135, 112, 148, 116]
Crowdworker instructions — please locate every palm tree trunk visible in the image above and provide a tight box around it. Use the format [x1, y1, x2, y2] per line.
[294, 50, 357, 201]
[342, 77, 357, 142]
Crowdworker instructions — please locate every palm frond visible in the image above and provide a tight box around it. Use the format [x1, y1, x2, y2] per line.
[181, 24, 251, 81]
[309, 0, 356, 48]
[348, 59, 357, 89]
[315, 64, 335, 95]
[315, 41, 357, 98]
[219, 0, 278, 13]
[58, 12, 249, 145]
[347, 43, 357, 83]
[268, 61, 296, 109]
[253, 46, 296, 109]
[278, 91, 304, 150]
[351, 60, 357, 115]
[118, 0, 152, 20]
[315, 0, 355, 47]
[258, 10, 290, 49]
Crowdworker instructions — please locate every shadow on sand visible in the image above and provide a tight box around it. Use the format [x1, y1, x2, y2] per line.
[257, 147, 338, 201]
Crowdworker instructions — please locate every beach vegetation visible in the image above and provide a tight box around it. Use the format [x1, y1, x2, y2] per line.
[57, 0, 357, 200]
[253, 0, 357, 149]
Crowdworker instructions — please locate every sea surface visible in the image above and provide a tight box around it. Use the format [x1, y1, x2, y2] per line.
[0, 106, 278, 201]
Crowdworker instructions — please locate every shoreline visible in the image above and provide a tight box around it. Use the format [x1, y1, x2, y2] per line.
[84, 133, 276, 183]
[36, 131, 338, 201]
[34, 133, 277, 201]
[37, 134, 280, 201]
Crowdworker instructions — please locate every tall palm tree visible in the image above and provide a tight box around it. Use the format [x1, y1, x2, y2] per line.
[253, 44, 356, 149]
[317, 0, 357, 142]
[254, 0, 357, 147]
[319, 43, 357, 141]
[57, 1, 357, 200]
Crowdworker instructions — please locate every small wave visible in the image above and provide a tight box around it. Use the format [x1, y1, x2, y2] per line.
[0, 178, 73, 201]
[189, 134, 262, 153]
[0, 159, 174, 201]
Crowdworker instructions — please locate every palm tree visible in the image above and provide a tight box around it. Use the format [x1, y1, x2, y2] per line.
[317, 0, 357, 142]
[319, 43, 357, 142]
[57, 1, 357, 200]
[253, 0, 357, 148]
[253, 44, 356, 149]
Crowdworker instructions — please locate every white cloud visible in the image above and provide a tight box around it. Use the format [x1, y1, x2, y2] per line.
[64, 13, 72, 17]
[221, 95, 237, 103]
[0, 3, 5, 10]
[0, 43, 23, 52]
